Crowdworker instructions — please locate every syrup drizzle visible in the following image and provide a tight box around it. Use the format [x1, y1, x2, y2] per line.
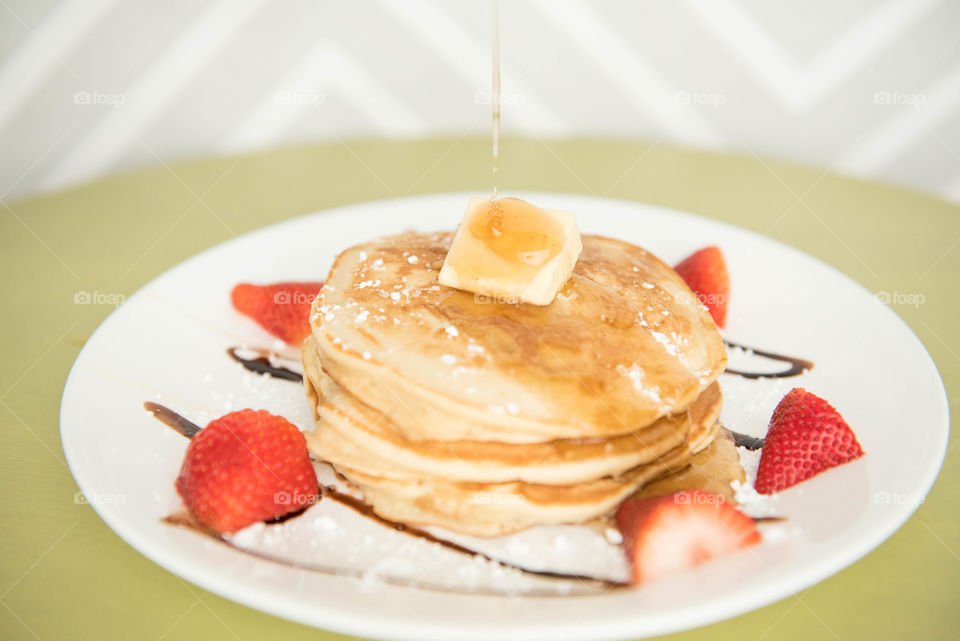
[227, 347, 303, 382]
[147, 402, 625, 591]
[724, 341, 814, 379]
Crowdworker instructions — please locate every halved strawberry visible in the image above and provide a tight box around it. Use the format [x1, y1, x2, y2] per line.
[616, 491, 760, 585]
[175, 409, 319, 534]
[755, 388, 863, 494]
[674, 246, 729, 327]
[231, 281, 323, 345]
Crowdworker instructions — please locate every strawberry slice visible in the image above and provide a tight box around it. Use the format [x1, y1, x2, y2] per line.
[755, 388, 864, 494]
[616, 491, 760, 585]
[175, 409, 319, 534]
[674, 246, 729, 328]
[231, 281, 323, 345]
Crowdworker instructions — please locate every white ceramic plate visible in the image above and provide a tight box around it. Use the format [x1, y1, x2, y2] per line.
[61, 193, 949, 641]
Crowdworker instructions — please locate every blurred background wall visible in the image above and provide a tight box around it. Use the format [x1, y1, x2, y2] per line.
[1, 0, 959, 203]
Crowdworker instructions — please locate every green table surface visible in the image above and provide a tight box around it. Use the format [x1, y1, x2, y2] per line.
[2, 139, 958, 641]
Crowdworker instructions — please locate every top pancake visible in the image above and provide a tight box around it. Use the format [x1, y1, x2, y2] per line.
[312, 231, 726, 442]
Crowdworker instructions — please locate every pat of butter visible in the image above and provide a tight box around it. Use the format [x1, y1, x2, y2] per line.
[438, 196, 582, 305]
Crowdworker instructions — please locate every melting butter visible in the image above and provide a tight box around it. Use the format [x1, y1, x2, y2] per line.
[438, 197, 582, 305]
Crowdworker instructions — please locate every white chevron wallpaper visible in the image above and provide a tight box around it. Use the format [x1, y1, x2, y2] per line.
[1, 0, 959, 202]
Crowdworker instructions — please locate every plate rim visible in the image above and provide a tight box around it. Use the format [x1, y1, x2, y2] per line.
[59, 191, 951, 641]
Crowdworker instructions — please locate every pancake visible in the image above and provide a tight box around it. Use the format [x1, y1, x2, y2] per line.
[304, 338, 725, 536]
[325, 424, 723, 537]
[303, 336, 722, 485]
[303, 229, 730, 536]
[333, 445, 692, 537]
[311, 232, 726, 443]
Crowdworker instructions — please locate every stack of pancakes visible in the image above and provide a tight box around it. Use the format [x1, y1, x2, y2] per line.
[302, 231, 729, 536]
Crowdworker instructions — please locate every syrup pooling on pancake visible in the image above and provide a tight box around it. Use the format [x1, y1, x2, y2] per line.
[462, 197, 564, 276]
[638, 428, 746, 502]
[439, 197, 582, 305]
[312, 232, 726, 443]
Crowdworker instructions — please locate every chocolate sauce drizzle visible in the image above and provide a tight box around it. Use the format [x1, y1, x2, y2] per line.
[318, 484, 625, 587]
[226, 340, 813, 384]
[728, 430, 765, 451]
[147, 402, 625, 592]
[752, 516, 787, 524]
[144, 402, 201, 438]
[724, 341, 814, 379]
[219, 339, 804, 457]
[318, 484, 479, 556]
[227, 347, 303, 382]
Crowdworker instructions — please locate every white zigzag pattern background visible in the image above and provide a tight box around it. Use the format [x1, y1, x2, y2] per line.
[0, 0, 958, 202]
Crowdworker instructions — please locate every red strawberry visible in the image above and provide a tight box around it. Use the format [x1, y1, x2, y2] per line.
[755, 388, 864, 494]
[231, 281, 323, 345]
[175, 409, 319, 534]
[616, 491, 760, 585]
[674, 246, 729, 327]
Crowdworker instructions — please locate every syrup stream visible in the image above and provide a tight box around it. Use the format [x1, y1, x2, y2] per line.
[491, 0, 500, 197]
